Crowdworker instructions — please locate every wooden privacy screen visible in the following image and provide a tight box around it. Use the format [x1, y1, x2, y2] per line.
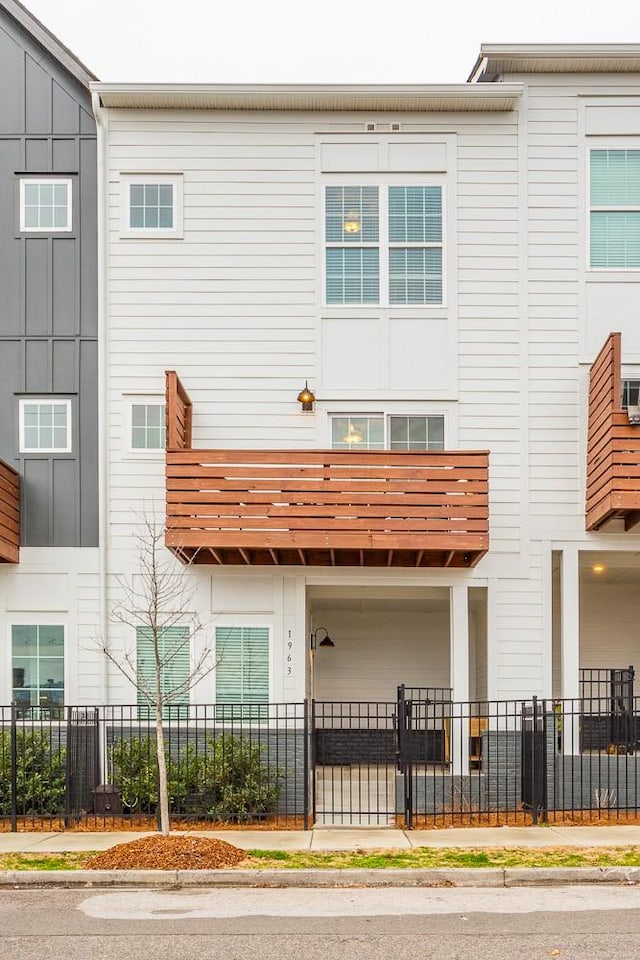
[165, 373, 488, 568]
[586, 332, 640, 531]
[165, 370, 192, 450]
[0, 459, 19, 563]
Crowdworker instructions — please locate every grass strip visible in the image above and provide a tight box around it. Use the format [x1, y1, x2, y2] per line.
[2, 846, 640, 871]
[246, 846, 640, 869]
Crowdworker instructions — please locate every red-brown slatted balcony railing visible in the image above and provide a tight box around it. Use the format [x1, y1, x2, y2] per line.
[0, 459, 19, 563]
[586, 332, 640, 531]
[165, 373, 488, 568]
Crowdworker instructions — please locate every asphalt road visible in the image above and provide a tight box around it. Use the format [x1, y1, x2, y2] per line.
[2, 885, 640, 959]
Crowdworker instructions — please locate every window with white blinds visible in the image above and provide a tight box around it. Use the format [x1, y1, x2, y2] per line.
[590, 150, 640, 268]
[330, 414, 445, 451]
[136, 626, 190, 718]
[325, 184, 443, 305]
[215, 626, 270, 720]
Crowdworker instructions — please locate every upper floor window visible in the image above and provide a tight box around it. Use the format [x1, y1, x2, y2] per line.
[131, 402, 166, 450]
[325, 185, 443, 305]
[12, 624, 64, 718]
[590, 150, 640, 268]
[19, 399, 71, 453]
[330, 414, 445, 450]
[120, 174, 183, 238]
[19, 178, 72, 232]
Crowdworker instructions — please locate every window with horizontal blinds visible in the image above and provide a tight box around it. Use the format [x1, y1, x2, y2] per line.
[136, 626, 190, 719]
[324, 184, 443, 305]
[215, 626, 269, 720]
[590, 150, 640, 268]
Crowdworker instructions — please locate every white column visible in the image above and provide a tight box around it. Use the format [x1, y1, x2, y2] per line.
[450, 584, 470, 776]
[561, 546, 580, 754]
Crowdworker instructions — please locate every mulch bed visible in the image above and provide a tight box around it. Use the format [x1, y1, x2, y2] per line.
[85, 834, 248, 870]
[0, 816, 305, 833]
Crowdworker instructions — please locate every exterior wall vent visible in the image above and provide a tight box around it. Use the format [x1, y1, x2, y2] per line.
[365, 122, 376, 131]
[391, 122, 402, 131]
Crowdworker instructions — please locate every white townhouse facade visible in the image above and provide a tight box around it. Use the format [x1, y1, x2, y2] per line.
[6, 42, 640, 721]
[73, 43, 640, 716]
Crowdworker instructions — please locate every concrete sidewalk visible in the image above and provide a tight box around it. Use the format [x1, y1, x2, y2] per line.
[3, 824, 640, 853]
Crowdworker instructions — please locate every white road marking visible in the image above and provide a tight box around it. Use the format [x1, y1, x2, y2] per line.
[77, 885, 640, 920]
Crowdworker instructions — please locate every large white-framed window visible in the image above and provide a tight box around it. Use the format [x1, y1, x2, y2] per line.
[324, 181, 444, 306]
[215, 626, 270, 720]
[129, 400, 166, 452]
[590, 148, 640, 268]
[136, 625, 190, 718]
[11, 624, 65, 718]
[329, 413, 445, 450]
[19, 399, 72, 453]
[19, 178, 72, 232]
[120, 173, 183, 239]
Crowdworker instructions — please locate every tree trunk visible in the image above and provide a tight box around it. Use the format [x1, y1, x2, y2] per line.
[156, 710, 170, 835]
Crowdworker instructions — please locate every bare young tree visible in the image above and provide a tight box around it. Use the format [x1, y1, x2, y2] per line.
[100, 514, 215, 835]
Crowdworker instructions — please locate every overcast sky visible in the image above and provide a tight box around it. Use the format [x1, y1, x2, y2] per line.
[24, 0, 640, 83]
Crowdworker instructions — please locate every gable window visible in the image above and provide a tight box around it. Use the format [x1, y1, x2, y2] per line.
[121, 174, 183, 238]
[19, 399, 71, 453]
[330, 414, 445, 450]
[136, 626, 190, 718]
[215, 626, 269, 720]
[12, 625, 64, 718]
[131, 402, 166, 450]
[590, 150, 640, 268]
[325, 184, 443, 305]
[19, 179, 72, 232]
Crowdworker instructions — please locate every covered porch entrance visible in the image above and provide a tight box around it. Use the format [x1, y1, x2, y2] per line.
[308, 584, 487, 825]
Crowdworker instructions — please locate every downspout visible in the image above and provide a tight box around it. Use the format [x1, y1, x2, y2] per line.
[92, 89, 109, 704]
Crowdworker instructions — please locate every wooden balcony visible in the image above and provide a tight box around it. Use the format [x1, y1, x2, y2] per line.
[165, 372, 489, 568]
[0, 459, 19, 563]
[586, 332, 640, 531]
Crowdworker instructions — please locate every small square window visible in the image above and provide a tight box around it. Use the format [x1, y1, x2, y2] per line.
[19, 400, 71, 453]
[121, 174, 183, 238]
[131, 402, 166, 450]
[19, 179, 72, 233]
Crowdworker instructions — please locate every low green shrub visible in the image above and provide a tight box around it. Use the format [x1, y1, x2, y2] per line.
[0, 729, 66, 816]
[108, 733, 281, 820]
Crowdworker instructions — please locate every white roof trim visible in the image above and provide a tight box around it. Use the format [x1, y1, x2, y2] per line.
[470, 43, 640, 82]
[0, 0, 97, 87]
[91, 82, 523, 113]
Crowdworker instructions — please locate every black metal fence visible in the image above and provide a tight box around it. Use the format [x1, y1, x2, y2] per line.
[4, 694, 640, 831]
[398, 694, 640, 828]
[0, 702, 308, 831]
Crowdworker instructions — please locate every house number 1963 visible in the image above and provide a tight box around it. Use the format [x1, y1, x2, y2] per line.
[286, 634, 294, 677]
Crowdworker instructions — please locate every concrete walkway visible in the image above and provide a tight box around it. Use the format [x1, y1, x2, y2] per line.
[3, 824, 640, 853]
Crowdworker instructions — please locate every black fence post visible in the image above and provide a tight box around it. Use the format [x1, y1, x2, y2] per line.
[64, 705, 72, 827]
[303, 700, 309, 831]
[10, 702, 17, 833]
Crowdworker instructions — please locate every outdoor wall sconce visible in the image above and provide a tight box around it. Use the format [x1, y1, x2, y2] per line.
[297, 381, 316, 411]
[310, 627, 335, 649]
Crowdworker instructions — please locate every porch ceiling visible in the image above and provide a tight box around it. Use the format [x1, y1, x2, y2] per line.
[579, 551, 640, 585]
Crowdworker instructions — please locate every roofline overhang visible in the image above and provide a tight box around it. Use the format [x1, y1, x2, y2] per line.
[1, 0, 98, 87]
[469, 43, 640, 82]
[91, 82, 523, 112]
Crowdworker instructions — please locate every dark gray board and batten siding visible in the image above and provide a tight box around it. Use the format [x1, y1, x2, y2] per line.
[0, 4, 98, 547]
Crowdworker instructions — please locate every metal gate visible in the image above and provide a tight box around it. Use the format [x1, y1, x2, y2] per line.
[312, 689, 452, 826]
[312, 700, 398, 825]
[313, 693, 559, 828]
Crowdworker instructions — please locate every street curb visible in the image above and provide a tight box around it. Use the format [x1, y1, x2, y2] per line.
[2, 866, 640, 888]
